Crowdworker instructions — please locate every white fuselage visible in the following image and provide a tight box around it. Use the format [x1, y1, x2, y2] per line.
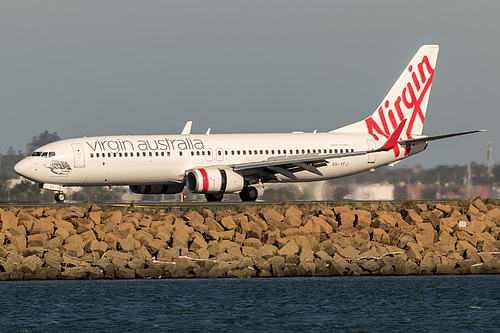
[13, 45, 447, 201]
[14, 132, 426, 187]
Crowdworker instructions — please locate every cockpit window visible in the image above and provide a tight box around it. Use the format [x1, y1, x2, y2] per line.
[32, 151, 56, 158]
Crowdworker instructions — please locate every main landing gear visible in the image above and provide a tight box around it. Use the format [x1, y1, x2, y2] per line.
[205, 193, 223, 202]
[54, 192, 66, 203]
[204, 186, 258, 202]
[239, 186, 258, 201]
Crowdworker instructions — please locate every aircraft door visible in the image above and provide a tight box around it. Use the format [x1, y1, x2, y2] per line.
[215, 148, 224, 162]
[367, 140, 376, 163]
[72, 143, 86, 168]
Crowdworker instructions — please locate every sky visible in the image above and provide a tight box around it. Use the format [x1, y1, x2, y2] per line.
[1, 1, 499, 168]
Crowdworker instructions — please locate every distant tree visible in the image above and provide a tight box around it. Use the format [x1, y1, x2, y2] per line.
[70, 186, 126, 202]
[0, 147, 25, 182]
[26, 130, 61, 154]
[493, 164, 500, 184]
[8, 180, 53, 202]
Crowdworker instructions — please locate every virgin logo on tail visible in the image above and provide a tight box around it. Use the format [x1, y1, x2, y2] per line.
[365, 54, 435, 157]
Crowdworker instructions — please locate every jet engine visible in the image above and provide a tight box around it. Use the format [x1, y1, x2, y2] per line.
[186, 168, 244, 194]
[129, 184, 184, 194]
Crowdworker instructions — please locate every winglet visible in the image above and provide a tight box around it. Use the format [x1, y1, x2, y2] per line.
[374, 119, 407, 152]
[181, 121, 193, 135]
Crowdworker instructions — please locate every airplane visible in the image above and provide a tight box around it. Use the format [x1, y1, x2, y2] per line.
[14, 45, 484, 203]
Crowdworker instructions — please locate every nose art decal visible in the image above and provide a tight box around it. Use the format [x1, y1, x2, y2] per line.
[45, 160, 72, 175]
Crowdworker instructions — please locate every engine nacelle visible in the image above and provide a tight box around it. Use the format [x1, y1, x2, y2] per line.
[186, 168, 244, 194]
[129, 184, 184, 194]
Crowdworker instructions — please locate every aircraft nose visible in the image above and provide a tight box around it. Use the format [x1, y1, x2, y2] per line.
[14, 158, 32, 178]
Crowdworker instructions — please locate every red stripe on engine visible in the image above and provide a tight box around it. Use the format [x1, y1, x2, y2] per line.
[145, 185, 151, 194]
[199, 169, 209, 193]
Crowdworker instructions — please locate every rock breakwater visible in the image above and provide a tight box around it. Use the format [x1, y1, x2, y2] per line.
[1, 199, 500, 280]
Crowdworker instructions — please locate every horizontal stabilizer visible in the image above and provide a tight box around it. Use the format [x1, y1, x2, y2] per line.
[398, 129, 485, 145]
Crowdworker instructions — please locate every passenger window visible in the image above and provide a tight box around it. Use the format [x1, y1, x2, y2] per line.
[307, 149, 310, 154]
[167, 152, 170, 156]
[254, 150, 258, 155]
[260, 150, 263, 155]
[207, 151, 211, 156]
[90, 153, 94, 158]
[243, 150, 246, 155]
[179, 152, 183, 156]
[119, 153, 122, 157]
[277, 150, 281, 154]
[192, 151, 195, 156]
[237, 151, 241, 155]
[218, 151, 222, 155]
[265, 150, 269, 154]
[155, 152, 159, 157]
[248, 150, 252, 155]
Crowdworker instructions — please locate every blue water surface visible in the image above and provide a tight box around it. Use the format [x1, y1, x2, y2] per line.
[0, 276, 498, 332]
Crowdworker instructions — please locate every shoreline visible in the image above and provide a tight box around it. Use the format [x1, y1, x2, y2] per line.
[1, 199, 499, 280]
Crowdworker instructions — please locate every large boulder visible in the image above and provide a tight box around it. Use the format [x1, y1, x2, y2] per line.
[0, 210, 19, 231]
[303, 216, 333, 234]
[17, 255, 43, 274]
[260, 209, 285, 226]
[283, 207, 303, 227]
[278, 238, 300, 258]
[31, 220, 55, 236]
[220, 216, 237, 230]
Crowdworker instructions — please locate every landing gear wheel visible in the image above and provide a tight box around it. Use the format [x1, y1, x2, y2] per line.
[239, 186, 258, 201]
[205, 193, 223, 202]
[55, 192, 66, 203]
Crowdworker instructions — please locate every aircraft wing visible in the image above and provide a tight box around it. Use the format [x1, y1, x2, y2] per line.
[232, 119, 407, 180]
[233, 151, 366, 179]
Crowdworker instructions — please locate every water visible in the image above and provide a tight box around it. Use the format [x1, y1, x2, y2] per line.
[0, 276, 498, 332]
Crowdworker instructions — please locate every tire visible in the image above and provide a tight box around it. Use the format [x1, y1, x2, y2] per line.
[239, 186, 258, 201]
[205, 193, 223, 202]
[55, 192, 66, 202]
